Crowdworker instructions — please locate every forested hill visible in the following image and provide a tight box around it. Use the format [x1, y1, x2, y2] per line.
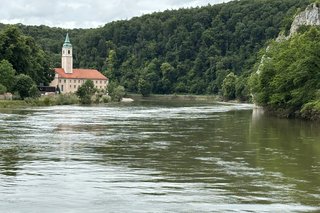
[4, 0, 310, 95]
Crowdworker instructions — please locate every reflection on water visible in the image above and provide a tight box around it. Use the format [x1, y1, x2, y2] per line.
[0, 101, 319, 212]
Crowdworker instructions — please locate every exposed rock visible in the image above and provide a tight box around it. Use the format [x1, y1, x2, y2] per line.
[121, 98, 134, 103]
[259, 2, 320, 72]
[289, 3, 320, 36]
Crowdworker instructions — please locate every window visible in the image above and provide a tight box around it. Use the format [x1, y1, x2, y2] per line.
[68, 50, 70, 54]
[78, 80, 80, 83]
[64, 79, 66, 83]
[74, 80, 76, 83]
[70, 85, 71, 88]
[61, 85, 64, 91]
[100, 81, 102, 84]
[74, 85, 76, 88]
[70, 80, 72, 83]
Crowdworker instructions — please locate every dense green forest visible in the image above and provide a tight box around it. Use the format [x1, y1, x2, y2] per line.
[250, 27, 320, 120]
[0, 0, 310, 97]
[0, 26, 53, 99]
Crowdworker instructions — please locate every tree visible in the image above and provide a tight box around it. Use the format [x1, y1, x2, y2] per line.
[138, 78, 152, 97]
[29, 85, 41, 98]
[109, 85, 126, 102]
[13, 74, 35, 99]
[250, 27, 320, 117]
[0, 26, 54, 85]
[0, 84, 6, 94]
[222, 72, 237, 100]
[76, 80, 96, 104]
[0, 59, 16, 91]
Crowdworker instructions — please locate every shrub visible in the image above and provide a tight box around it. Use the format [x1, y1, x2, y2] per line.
[13, 74, 35, 99]
[29, 85, 41, 98]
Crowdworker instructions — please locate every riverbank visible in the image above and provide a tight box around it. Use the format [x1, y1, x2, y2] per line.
[127, 94, 221, 102]
[262, 103, 320, 121]
[0, 100, 29, 109]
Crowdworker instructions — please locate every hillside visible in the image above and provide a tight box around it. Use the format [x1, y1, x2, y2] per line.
[250, 3, 320, 120]
[1, 0, 310, 96]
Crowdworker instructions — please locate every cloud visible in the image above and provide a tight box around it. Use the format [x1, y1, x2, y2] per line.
[0, 0, 230, 28]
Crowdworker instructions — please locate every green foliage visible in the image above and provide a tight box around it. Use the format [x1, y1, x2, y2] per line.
[0, 83, 6, 94]
[76, 80, 96, 104]
[301, 100, 320, 120]
[250, 27, 320, 118]
[28, 85, 41, 98]
[13, 74, 35, 99]
[109, 84, 126, 102]
[222, 73, 238, 101]
[235, 76, 250, 102]
[11, 0, 309, 95]
[25, 94, 79, 106]
[138, 78, 152, 97]
[0, 26, 54, 85]
[0, 60, 16, 91]
[113, 86, 126, 102]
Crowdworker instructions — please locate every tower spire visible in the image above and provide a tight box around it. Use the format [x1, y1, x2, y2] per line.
[63, 33, 72, 47]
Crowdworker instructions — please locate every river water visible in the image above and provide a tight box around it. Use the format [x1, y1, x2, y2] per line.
[0, 100, 319, 212]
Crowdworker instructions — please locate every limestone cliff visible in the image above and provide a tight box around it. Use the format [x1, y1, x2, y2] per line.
[289, 3, 320, 36]
[257, 3, 320, 73]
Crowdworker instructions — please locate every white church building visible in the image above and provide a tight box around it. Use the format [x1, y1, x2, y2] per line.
[50, 34, 108, 93]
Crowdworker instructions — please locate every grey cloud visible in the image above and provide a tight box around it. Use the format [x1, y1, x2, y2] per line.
[0, 0, 230, 28]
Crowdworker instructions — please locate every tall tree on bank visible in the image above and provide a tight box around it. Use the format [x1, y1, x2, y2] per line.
[0, 59, 16, 92]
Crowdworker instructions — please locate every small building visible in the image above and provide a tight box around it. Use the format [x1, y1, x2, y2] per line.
[50, 34, 108, 93]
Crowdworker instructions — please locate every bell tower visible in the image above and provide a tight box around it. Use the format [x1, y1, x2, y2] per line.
[61, 33, 73, 74]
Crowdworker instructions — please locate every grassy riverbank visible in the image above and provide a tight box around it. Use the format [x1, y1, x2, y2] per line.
[0, 94, 80, 109]
[0, 100, 29, 109]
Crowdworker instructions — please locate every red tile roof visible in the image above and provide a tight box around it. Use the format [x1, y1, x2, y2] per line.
[54, 68, 108, 80]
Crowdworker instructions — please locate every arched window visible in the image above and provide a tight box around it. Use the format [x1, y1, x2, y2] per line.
[68, 50, 71, 54]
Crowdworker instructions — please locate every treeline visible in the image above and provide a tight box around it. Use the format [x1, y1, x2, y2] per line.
[9, 0, 309, 98]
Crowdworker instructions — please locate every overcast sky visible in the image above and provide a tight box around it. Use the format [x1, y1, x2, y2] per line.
[0, 0, 231, 29]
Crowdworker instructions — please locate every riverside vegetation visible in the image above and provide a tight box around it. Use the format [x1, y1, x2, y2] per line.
[0, 0, 319, 119]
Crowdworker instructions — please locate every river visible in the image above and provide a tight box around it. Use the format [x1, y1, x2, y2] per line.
[0, 100, 319, 212]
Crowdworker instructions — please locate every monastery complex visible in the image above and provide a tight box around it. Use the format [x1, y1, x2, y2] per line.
[50, 34, 108, 93]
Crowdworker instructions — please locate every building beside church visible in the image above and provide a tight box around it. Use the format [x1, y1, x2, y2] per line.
[50, 34, 108, 93]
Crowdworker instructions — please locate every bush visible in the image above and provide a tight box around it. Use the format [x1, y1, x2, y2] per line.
[25, 94, 79, 106]
[29, 85, 41, 98]
[301, 100, 320, 120]
[55, 94, 79, 105]
[13, 74, 35, 99]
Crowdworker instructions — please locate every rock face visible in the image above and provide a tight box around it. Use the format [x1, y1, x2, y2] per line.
[290, 3, 320, 36]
